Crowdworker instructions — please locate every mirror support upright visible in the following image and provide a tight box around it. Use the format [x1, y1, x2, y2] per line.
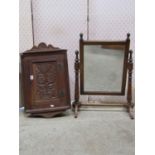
[127, 50, 134, 119]
[72, 50, 80, 118]
[72, 33, 84, 118]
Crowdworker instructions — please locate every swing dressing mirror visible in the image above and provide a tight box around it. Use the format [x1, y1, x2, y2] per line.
[73, 33, 134, 119]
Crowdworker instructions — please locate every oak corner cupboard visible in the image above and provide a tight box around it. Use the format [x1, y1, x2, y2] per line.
[21, 42, 71, 117]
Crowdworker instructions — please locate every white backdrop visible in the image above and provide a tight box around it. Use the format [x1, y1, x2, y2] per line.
[20, 0, 135, 103]
[19, 0, 33, 53]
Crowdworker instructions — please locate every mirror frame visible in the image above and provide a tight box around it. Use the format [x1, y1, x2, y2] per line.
[80, 34, 130, 95]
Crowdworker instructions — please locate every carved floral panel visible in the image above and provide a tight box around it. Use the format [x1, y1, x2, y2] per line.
[32, 61, 58, 102]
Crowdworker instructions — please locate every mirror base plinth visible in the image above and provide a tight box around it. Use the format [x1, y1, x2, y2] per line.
[73, 102, 134, 119]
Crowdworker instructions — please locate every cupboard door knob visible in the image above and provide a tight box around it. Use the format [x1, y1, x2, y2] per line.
[50, 104, 55, 107]
[30, 75, 34, 80]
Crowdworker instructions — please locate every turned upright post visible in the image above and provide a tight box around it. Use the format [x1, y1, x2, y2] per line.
[127, 49, 134, 119]
[73, 50, 80, 118]
[74, 50, 80, 104]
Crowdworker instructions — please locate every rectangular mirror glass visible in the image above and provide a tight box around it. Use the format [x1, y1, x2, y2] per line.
[83, 44, 125, 93]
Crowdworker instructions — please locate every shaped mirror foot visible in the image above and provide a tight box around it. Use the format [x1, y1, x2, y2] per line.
[128, 106, 134, 119]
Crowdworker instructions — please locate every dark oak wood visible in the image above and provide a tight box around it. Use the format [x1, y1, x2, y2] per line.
[127, 50, 134, 119]
[21, 42, 71, 117]
[72, 51, 81, 118]
[73, 34, 134, 119]
[81, 102, 128, 107]
[30, 111, 65, 118]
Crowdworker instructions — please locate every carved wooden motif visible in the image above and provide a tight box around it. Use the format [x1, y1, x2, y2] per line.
[33, 61, 57, 102]
[30, 42, 59, 51]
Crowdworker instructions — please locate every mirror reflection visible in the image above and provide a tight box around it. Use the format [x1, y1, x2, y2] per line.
[84, 44, 125, 92]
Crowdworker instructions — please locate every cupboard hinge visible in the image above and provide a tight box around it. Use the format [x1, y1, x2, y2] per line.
[58, 63, 64, 71]
[59, 90, 65, 97]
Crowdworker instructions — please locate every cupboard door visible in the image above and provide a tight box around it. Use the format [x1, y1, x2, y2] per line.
[28, 54, 69, 110]
[31, 59, 60, 109]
